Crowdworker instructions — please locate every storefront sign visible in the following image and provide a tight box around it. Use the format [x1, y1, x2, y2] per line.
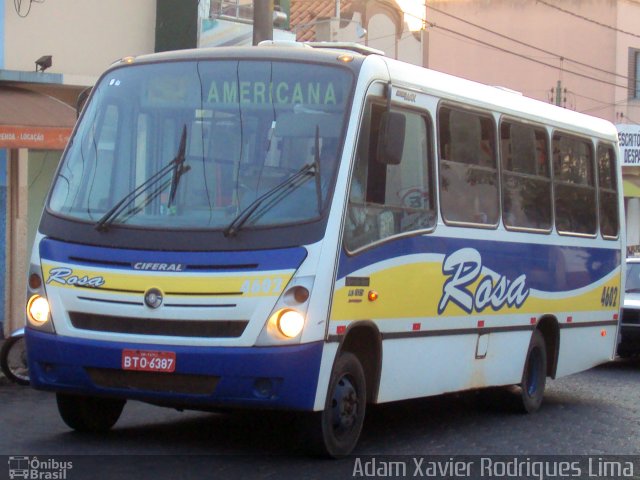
[0, 125, 72, 150]
[617, 124, 640, 166]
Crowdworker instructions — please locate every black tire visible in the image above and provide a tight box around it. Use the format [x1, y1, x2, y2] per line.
[0, 335, 29, 385]
[519, 329, 547, 413]
[305, 352, 367, 457]
[56, 393, 125, 432]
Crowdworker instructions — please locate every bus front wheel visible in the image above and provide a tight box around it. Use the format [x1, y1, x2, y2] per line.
[519, 329, 547, 413]
[307, 352, 367, 457]
[56, 393, 125, 432]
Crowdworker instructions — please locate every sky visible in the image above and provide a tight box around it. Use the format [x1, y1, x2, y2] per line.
[395, 0, 426, 31]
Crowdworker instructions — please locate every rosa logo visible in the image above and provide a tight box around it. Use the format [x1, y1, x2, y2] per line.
[438, 248, 529, 315]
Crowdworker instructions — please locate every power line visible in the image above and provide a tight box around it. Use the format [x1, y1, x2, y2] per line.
[536, 0, 640, 39]
[367, 23, 626, 114]
[363, 2, 634, 113]
[426, 3, 629, 82]
[427, 22, 628, 90]
[576, 94, 640, 115]
[366, 17, 630, 110]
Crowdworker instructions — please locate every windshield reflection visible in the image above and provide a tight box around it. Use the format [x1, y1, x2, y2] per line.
[49, 60, 352, 231]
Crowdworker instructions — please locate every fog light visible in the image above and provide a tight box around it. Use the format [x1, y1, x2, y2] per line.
[27, 295, 50, 324]
[254, 378, 274, 398]
[277, 309, 304, 338]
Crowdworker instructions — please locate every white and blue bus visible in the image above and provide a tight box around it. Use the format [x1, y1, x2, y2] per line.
[25, 43, 623, 456]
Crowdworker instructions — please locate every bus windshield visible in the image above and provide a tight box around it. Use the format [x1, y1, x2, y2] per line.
[49, 60, 353, 231]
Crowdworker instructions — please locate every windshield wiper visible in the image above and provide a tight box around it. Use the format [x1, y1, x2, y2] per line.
[313, 125, 323, 215]
[223, 163, 317, 237]
[95, 126, 189, 231]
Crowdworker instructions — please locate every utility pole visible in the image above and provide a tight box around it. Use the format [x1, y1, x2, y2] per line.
[555, 79, 562, 106]
[554, 57, 565, 107]
[253, 0, 274, 45]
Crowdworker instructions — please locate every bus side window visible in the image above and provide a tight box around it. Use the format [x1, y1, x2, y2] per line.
[552, 134, 597, 235]
[345, 102, 435, 251]
[438, 106, 499, 226]
[597, 143, 619, 238]
[500, 121, 552, 230]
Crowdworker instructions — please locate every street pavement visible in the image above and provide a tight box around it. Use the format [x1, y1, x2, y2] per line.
[0, 357, 638, 479]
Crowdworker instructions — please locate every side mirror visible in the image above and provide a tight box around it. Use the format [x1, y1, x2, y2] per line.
[377, 111, 405, 165]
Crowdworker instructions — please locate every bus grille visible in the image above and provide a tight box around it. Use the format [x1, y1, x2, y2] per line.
[69, 312, 248, 338]
[86, 368, 218, 395]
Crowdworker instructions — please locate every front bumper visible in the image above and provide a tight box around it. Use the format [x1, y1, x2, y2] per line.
[26, 328, 323, 410]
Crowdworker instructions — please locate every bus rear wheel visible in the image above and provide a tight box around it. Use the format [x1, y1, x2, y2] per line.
[56, 393, 125, 432]
[306, 352, 366, 457]
[519, 330, 547, 413]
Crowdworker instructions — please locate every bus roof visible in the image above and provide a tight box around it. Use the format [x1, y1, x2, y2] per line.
[119, 44, 371, 67]
[376, 55, 619, 141]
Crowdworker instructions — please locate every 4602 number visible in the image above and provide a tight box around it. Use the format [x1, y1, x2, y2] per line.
[601, 286, 619, 307]
[240, 277, 284, 295]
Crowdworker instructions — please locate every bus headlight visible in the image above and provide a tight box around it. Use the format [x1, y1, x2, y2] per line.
[274, 309, 305, 338]
[27, 295, 50, 325]
[256, 275, 315, 346]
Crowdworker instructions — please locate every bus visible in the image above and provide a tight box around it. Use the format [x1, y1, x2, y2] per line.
[25, 42, 624, 457]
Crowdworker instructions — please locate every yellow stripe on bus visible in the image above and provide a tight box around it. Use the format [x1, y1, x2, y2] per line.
[41, 262, 293, 297]
[330, 262, 620, 320]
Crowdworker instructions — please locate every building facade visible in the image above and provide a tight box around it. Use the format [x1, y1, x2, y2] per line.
[0, 0, 157, 335]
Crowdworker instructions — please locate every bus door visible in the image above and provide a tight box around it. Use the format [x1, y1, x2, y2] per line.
[329, 84, 440, 402]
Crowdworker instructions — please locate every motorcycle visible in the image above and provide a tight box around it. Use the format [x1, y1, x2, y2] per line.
[0, 328, 29, 385]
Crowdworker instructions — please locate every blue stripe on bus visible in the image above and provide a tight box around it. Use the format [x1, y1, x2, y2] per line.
[26, 328, 322, 411]
[338, 236, 621, 292]
[39, 238, 308, 271]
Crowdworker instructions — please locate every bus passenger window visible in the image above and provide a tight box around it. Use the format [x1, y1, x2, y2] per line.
[552, 134, 596, 235]
[438, 107, 499, 226]
[597, 143, 619, 238]
[345, 102, 435, 251]
[500, 121, 551, 230]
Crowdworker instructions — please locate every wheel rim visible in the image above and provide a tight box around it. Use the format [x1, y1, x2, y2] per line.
[330, 374, 359, 438]
[5, 338, 29, 383]
[526, 347, 541, 397]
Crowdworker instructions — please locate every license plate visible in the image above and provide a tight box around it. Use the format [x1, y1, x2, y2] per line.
[122, 349, 176, 373]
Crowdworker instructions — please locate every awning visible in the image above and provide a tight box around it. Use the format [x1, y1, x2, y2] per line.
[0, 86, 76, 149]
[624, 179, 640, 198]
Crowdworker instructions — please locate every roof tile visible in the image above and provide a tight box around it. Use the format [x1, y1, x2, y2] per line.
[290, 0, 355, 42]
